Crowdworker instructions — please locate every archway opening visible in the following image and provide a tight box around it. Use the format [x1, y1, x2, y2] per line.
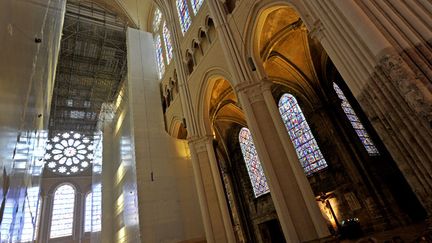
[252, 4, 426, 237]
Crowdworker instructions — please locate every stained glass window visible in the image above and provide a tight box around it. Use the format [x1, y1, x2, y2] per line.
[20, 187, 41, 242]
[152, 8, 162, 32]
[176, 0, 192, 34]
[84, 184, 102, 233]
[44, 131, 93, 175]
[162, 22, 173, 64]
[50, 184, 75, 239]
[239, 127, 270, 198]
[278, 94, 328, 175]
[333, 83, 379, 155]
[191, 0, 204, 15]
[154, 35, 165, 79]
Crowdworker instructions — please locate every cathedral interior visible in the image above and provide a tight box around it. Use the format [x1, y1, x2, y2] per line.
[0, 0, 431, 242]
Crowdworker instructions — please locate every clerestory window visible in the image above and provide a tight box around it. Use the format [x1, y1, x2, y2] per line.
[176, 0, 192, 34]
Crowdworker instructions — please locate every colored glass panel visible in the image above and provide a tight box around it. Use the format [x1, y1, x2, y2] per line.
[176, 0, 192, 34]
[333, 83, 379, 155]
[154, 35, 165, 79]
[50, 185, 75, 239]
[239, 127, 270, 198]
[163, 22, 173, 64]
[152, 8, 162, 32]
[278, 93, 328, 175]
[191, 0, 204, 15]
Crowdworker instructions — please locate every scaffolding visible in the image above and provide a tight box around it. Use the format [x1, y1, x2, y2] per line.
[49, 0, 128, 136]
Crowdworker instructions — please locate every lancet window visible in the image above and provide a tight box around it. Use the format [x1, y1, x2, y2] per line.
[50, 184, 75, 239]
[154, 35, 165, 79]
[176, 0, 192, 34]
[163, 22, 173, 64]
[278, 93, 328, 175]
[239, 127, 270, 198]
[333, 83, 379, 155]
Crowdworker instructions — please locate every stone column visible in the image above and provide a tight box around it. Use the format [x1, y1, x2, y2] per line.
[235, 81, 329, 242]
[300, 0, 432, 214]
[189, 136, 236, 243]
[74, 191, 84, 241]
[101, 122, 114, 243]
[37, 193, 51, 243]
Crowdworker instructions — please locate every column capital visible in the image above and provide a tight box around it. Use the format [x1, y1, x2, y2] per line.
[235, 79, 272, 105]
[188, 135, 214, 153]
[309, 19, 325, 40]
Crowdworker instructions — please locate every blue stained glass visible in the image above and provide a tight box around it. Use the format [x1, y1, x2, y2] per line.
[162, 22, 173, 64]
[278, 93, 328, 175]
[239, 127, 270, 198]
[176, 0, 192, 34]
[191, 0, 204, 15]
[154, 35, 165, 79]
[333, 83, 379, 156]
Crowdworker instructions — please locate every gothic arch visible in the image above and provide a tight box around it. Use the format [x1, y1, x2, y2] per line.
[47, 181, 80, 196]
[243, 1, 301, 78]
[168, 116, 188, 139]
[195, 68, 237, 137]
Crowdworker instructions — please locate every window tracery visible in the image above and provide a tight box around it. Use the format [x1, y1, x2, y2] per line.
[50, 184, 75, 239]
[176, 0, 192, 34]
[239, 127, 270, 198]
[44, 131, 93, 175]
[191, 0, 204, 15]
[278, 93, 328, 175]
[333, 83, 379, 155]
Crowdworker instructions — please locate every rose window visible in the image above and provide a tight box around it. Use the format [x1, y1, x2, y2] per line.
[44, 131, 93, 175]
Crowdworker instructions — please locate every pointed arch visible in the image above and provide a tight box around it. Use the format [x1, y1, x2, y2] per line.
[195, 68, 236, 137]
[239, 127, 270, 197]
[278, 93, 328, 175]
